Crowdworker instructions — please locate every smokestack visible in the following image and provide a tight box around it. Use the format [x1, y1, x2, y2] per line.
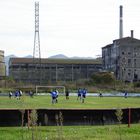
[119, 5, 123, 39]
[131, 30, 134, 38]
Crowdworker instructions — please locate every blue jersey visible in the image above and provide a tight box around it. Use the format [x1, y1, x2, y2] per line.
[78, 89, 82, 95]
[82, 89, 87, 96]
[51, 91, 57, 98]
[15, 91, 19, 97]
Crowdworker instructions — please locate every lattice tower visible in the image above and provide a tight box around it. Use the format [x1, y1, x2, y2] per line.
[33, 2, 41, 59]
[33, 2, 42, 84]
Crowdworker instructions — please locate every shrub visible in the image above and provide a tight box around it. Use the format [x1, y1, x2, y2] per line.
[91, 72, 115, 85]
[134, 82, 140, 88]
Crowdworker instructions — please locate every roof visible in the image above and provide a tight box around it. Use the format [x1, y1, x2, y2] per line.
[102, 37, 140, 50]
[9, 58, 102, 65]
[113, 37, 140, 44]
[102, 44, 113, 49]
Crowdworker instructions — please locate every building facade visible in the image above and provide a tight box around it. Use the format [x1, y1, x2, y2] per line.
[0, 50, 5, 79]
[9, 58, 102, 84]
[102, 37, 140, 82]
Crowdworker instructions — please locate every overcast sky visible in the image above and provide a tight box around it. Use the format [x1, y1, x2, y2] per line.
[0, 0, 140, 58]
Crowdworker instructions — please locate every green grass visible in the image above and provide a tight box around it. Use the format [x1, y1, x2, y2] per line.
[0, 95, 140, 140]
[0, 95, 140, 109]
[0, 124, 140, 140]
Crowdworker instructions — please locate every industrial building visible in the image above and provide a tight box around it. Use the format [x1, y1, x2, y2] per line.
[102, 34, 140, 82]
[0, 50, 6, 80]
[9, 58, 102, 84]
[102, 5, 140, 82]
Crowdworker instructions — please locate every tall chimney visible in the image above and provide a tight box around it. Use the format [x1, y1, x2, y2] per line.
[119, 5, 123, 39]
[131, 30, 134, 38]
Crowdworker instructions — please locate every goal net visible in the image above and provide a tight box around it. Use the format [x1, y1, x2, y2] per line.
[35, 85, 65, 95]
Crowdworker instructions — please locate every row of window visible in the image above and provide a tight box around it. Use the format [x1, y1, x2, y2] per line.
[10, 65, 102, 70]
[122, 51, 140, 56]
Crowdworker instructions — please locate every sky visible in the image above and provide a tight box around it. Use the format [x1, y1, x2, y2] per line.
[0, 0, 140, 58]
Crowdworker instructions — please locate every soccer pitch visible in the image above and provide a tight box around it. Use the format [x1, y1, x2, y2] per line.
[0, 95, 140, 109]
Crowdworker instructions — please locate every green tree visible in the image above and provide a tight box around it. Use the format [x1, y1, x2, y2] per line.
[91, 72, 115, 85]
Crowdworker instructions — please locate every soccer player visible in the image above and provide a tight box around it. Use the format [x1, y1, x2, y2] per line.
[15, 90, 20, 100]
[55, 89, 59, 103]
[77, 88, 82, 100]
[81, 88, 87, 103]
[9, 92, 12, 99]
[65, 89, 69, 100]
[99, 93, 103, 98]
[50, 90, 57, 104]
[124, 91, 128, 98]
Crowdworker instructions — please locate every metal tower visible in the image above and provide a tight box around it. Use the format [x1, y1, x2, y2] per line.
[33, 2, 41, 59]
[33, 2, 41, 84]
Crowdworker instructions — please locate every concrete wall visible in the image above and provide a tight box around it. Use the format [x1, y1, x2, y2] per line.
[9, 58, 102, 84]
[0, 108, 139, 126]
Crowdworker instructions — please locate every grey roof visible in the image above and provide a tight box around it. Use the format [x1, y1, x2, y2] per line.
[113, 37, 140, 43]
[102, 37, 140, 49]
[102, 44, 113, 49]
[9, 58, 102, 65]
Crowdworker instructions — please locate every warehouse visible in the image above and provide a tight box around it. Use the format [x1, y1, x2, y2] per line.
[9, 58, 102, 84]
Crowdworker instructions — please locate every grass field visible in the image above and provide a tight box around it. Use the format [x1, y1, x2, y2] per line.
[0, 95, 140, 140]
[0, 95, 140, 109]
[0, 124, 140, 140]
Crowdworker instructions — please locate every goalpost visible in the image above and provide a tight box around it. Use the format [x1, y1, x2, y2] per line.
[35, 85, 66, 95]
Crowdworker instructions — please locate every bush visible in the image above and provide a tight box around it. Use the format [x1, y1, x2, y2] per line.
[134, 82, 140, 88]
[91, 72, 115, 85]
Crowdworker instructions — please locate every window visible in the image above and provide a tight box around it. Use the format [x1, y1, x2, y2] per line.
[128, 59, 131, 66]
[134, 59, 136, 67]
[128, 59, 131, 63]
[134, 73, 138, 80]
[134, 53, 137, 57]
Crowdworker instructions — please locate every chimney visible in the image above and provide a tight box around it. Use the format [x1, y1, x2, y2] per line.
[119, 5, 123, 39]
[131, 30, 134, 38]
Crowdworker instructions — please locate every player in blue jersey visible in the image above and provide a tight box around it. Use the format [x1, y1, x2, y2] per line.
[77, 88, 82, 100]
[50, 90, 57, 104]
[81, 88, 87, 103]
[124, 91, 128, 98]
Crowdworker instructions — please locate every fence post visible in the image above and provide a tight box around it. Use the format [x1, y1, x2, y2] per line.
[27, 110, 30, 129]
[128, 108, 131, 128]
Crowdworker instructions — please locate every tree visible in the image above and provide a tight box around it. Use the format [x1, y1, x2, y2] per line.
[91, 72, 115, 86]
